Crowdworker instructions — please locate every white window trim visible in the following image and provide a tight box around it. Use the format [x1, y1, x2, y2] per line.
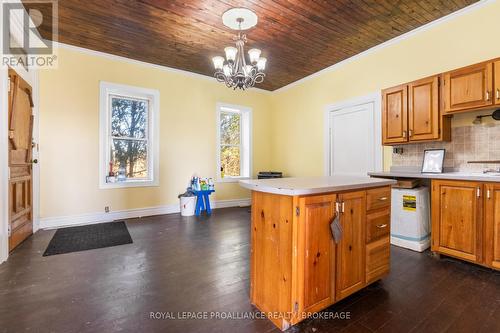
[216, 102, 252, 183]
[99, 81, 160, 189]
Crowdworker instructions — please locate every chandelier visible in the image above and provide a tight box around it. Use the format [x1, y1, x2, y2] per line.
[212, 8, 267, 90]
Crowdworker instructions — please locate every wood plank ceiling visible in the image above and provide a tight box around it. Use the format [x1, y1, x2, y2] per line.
[25, 0, 479, 91]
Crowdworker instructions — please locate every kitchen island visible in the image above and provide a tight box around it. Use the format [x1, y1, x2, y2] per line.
[239, 176, 396, 330]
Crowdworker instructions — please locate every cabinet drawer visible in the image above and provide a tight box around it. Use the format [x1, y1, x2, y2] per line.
[366, 236, 390, 284]
[366, 187, 391, 211]
[366, 208, 390, 243]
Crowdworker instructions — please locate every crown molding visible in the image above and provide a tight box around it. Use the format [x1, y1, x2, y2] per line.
[272, 0, 496, 93]
[54, 42, 272, 95]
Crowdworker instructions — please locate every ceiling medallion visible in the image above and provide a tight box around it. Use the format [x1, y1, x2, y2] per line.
[212, 8, 267, 90]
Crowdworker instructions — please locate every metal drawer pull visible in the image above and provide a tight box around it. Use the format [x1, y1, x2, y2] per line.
[487, 189, 491, 199]
[376, 224, 388, 229]
[497, 89, 500, 100]
[486, 91, 490, 101]
[378, 197, 388, 201]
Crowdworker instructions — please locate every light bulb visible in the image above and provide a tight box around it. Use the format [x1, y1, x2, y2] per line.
[244, 65, 253, 76]
[212, 56, 224, 70]
[223, 64, 231, 76]
[248, 48, 261, 64]
[224, 46, 237, 62]
[257, 57, 267, 71]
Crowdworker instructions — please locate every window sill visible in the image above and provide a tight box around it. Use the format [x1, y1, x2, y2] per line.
[216, 177, 250, 184]
[99, 179, 159, 189]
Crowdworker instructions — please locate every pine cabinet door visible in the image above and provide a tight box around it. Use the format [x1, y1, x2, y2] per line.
[485, 184, 500, 269]
[442, 62, 493, 113]
[431, 180, 483, 263]
[336, 191, 366, 300]
[408, 75, 440, 141]
[299, 194, 337, 313]
[382, 84, 408, 144]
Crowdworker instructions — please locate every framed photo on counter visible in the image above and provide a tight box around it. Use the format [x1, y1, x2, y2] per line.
[421, 149, 445, 173]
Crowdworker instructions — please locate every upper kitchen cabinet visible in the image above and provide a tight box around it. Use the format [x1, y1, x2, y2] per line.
[382, 75, 450, 145]
[495, 60, 500, 105]
[442, 62, 493, 113]
[382, 84, 408, 144]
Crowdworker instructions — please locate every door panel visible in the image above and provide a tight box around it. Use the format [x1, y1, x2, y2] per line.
[408, 76, 439, 141]
[485, 184, 500, 269]
[329, 102, 376, 176]
[8, 69, 34, 251]
[442, 62, 493, 113]
[336, 191, 366, 300]
[382, 85, 408, 144]
[494, 61, 500, 105]
[431, 180, 482, 263]
[299, 194, 336, 313]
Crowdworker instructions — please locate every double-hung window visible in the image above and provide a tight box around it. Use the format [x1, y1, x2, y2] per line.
[99, 82, 159, 188]
[216, 103, 252, 182]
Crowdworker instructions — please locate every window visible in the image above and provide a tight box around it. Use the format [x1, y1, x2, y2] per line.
[99, 82, 159, 188]
[216, 103, 252, 182]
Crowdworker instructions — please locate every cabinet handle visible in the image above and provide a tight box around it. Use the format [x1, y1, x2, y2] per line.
[409, 129, 413, 137]
[486, 91, 490, 101]
[376, 224, 388, 229]
[378, 197, 388, 201]
[487, 189, 491, 199]
[341, 202, 345, 214]
[402, 130, 407, 138]
[477, 187, 481, 198]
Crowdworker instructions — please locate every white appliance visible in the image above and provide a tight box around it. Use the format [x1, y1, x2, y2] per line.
[390, 187, 430, 252]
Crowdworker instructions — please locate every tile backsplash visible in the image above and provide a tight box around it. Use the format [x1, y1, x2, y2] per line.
[391, 124, 500, 172]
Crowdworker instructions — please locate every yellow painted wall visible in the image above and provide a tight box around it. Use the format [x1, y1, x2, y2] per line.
[39, 47, 272, 218]
[270, 0, 500, 176]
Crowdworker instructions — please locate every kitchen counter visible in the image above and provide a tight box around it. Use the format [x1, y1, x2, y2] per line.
[239, 176, 396, 196]
[369, 170, 500, 182]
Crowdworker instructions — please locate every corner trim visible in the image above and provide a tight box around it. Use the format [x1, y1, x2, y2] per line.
[39, 198, 251, 230]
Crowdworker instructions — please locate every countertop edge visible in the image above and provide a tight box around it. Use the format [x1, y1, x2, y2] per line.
[368, 171, 500, 183]
[239, 179, 396, 196]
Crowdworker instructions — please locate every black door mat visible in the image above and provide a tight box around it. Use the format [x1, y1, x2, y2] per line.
[43, 221, 133, 256]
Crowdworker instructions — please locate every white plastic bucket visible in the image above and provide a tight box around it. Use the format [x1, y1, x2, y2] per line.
[180, 196, 196, 217]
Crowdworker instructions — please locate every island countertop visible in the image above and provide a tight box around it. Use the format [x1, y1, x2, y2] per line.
[239, 176, 396, 196]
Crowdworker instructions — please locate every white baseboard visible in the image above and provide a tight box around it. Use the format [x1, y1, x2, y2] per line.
[39, 198, 251, 230]
[390, 236, 430, 253]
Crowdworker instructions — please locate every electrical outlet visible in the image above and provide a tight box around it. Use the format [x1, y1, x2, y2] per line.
[105, 206, 110, 213]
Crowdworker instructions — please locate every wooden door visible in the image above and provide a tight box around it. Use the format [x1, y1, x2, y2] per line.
[336, 190, 366, 300]
[485, 183, 500, 269]
[8, 69, 34, 251]
[494, 60, 500, 105]
[431, 180, 483, 263]
[408, 75, 440, 141]
[298, 194, 336, 313]
[382, 84, 408, 144]
[442, 62, 493, 113]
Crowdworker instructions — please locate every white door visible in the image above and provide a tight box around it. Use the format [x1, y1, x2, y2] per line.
[329, 101, 380, 176]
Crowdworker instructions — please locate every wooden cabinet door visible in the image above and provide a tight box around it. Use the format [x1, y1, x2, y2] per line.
[382, 84, 408, 144]
[494, 60, 500, 105]
[298, 194, 337, 313]
[336, 190, 366, 300]
[485, 184, 500, 269]
[442, 62, 493, 113]
[408, 76, 440, 141]
[431, 180, 483, 263]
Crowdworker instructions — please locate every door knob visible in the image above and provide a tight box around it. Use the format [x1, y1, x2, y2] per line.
[31, 159, 38, 164]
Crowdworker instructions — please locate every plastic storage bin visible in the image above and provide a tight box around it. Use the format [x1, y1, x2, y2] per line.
[390, 186, 430, 252]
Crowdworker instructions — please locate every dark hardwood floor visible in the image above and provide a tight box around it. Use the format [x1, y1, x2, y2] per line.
[0, 207, 499, 333]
